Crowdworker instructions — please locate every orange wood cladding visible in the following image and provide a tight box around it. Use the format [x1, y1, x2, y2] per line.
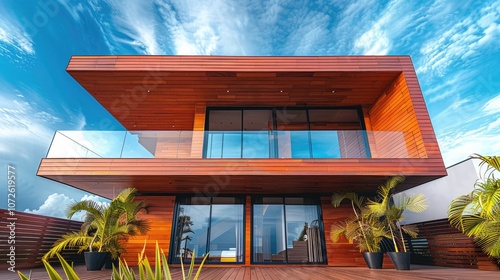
[120, 196, 175, 265]
[38, 157, 446, 198]
[67, 56, 411, 131]
[369, 73, 426, 158]
[245, 196, 251, 266]
[190, 105, 206, 158]
[320, 197, 394, 268]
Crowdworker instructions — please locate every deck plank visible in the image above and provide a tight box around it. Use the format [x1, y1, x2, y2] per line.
[8, 265, 500, 280]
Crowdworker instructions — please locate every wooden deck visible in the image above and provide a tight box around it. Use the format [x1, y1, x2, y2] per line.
[8, 265, 499, 280]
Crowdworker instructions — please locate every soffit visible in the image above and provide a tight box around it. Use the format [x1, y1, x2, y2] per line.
[67, 56, 408, 130]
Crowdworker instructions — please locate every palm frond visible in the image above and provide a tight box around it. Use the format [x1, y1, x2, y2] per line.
[66, 200, 105, 220]
[400, 224, 419, 238]
[472, 154, 500, 176]
[330, 221, 348, 243]
[448, 194, 474, 232]
[331, 192, 363, 209]
[43, 231, 93, 260]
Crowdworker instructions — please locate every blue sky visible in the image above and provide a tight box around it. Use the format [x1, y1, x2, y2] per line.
[0, 0, 499, 218]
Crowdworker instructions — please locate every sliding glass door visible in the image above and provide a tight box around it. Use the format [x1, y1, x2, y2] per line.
[171, 197, 244, 263]
[252, 197, 325, 264]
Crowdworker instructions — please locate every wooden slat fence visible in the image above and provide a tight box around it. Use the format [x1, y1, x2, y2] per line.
[406, 218, 499, 270]
[0, 210, 84, 269]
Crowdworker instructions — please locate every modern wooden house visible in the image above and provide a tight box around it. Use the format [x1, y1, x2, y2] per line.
[37, 56, 446, 266]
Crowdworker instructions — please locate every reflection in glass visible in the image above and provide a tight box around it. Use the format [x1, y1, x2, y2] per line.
[243, 131, 270, 158]
[172, 198, 244, 263]
[252, 198, 325, 264]
[209, 205, 244, 263]
[285, 205, 323, 263]
[310, 131, 340, 158]
[253, 205, 286, 263]
[205, 108, 370, 159]
[172, 205, 210, 263]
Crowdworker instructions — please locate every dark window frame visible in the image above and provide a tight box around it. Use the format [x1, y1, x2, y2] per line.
[250, 195, 327, 265]
[203, 106, 371, 158]
[169, 195, 246, 264]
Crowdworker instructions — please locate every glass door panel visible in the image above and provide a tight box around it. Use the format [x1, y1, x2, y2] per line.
[172, 197, 244, 264]
[172, 205, 210, 263]
[285, 205, 323, 263]
[209, 205, 244, 263]
[252, 205, 286, 263]
[252, 197, 325, 264]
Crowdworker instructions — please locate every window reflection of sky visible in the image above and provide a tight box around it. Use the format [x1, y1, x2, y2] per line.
[206, 130, 347, 159]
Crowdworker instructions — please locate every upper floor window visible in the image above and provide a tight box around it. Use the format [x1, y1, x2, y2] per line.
[204, 107, 369, 159]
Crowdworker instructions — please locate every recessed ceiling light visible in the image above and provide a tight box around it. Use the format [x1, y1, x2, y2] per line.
[331, 90, 335, 93]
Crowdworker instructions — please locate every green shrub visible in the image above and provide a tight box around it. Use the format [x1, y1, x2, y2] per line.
[18, 241, 208, 280]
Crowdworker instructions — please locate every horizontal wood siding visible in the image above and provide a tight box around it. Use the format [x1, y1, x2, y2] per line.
[407, 219, 499, 271]
[0, 210, 83, 269]
[320, 197, 394, 268]
[368, 73, 426, 158]
[121, 196, 175, 265]
[38, 158, 445, 198]
[66, 56, 409, 131]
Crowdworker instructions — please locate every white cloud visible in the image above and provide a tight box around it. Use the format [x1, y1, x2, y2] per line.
[24, 193, 109, 220]
[156, 0, 260, 55]
[438, 125, 500, 166]
[487, 117, 500, 131]
[426, 70, 477, 103]
[417, 1, 500, 76]
[107, 0, 161, 54]
[0, 6, 35, 60]
[283, 10, 332, 55]
[0, 95, 57, 158]
[482, 94, 500, 114]
[354, 27, 390, 55]
[353, 0, 424, 55]
[331, 0, 381, 53]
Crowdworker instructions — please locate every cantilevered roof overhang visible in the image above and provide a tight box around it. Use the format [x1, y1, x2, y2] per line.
[67, 56, 409, 131]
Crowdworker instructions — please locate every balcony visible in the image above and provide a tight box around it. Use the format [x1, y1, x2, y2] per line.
[46, 130, 426, 159]
[38, 130, 443, 198]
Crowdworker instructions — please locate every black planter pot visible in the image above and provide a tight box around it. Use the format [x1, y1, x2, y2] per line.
[84, 252, 108, 271]
[362, 252, 384, 269]
[388, 252, 411, 270]
[104, 255, 120, 269]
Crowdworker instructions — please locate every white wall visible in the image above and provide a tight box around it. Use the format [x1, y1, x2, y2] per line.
[397, 158, 481, 225]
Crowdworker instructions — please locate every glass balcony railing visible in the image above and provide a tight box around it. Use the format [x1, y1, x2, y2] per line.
[46, 130, 424, 159]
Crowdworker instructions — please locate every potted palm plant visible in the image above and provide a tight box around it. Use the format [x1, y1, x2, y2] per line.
[43, 188, 150, 270]
[331, 192, 391, 269]
[367, 176, 428, 270]
[448, 154, 500, 264]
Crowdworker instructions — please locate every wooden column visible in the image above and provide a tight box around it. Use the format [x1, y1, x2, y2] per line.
[245, 196, 251, 266]
[362, 107, 379, 158]
[121, 196, 176, 265]
[190, 104, 206, 158]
